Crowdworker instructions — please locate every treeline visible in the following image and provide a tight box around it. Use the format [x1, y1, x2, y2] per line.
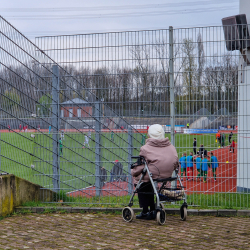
[0, 36, 238, 119]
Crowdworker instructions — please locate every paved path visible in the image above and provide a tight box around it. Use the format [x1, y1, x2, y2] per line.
[0, 213, 250, 249]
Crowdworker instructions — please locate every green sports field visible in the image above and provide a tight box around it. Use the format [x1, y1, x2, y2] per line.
[0, 131, 237, 192]
[1, 131, 141, 191]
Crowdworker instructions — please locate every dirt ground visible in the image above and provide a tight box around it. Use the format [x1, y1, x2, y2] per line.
[0, 213, 250, 249]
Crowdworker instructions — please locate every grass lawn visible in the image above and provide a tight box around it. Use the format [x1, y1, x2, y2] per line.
[22, 191, 250, 210]
[0, 131, 142, 191]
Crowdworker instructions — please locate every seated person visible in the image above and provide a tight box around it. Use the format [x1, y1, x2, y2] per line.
[131, 124, 178, 220]
[199, 144, 204, 157]
[110, 160, 123, 182]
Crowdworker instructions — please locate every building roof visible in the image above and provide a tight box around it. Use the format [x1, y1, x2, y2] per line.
[61, 98, 89, 105]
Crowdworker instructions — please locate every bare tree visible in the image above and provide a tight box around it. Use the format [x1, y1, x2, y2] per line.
[197, 33, 205, 110]
[182, 39, 197, 114]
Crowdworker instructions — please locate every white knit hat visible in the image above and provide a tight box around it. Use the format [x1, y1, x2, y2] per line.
[148, 124, 165, 140]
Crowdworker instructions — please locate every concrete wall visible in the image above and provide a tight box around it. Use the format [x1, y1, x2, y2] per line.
[0, 174, 55, 217]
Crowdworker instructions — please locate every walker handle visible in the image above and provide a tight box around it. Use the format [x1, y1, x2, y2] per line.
[131, 156, 145, 169]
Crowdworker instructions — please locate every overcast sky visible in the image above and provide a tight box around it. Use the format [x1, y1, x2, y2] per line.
[1, 0, 239, 40]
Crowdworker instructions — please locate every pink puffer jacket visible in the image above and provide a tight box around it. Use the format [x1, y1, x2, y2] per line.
[131, 137, 178, 184]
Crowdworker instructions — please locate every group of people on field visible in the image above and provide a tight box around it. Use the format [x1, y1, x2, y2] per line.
[19, 124, 28, 132]
[179, 151, 219, 183]
[216, 132, 226, 147]
[193, 138, 207, 157]
[7, 124, 29, 132]
[216, 131, 236, 153]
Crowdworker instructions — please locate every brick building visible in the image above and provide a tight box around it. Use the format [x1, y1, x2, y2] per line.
[60, 98, 92, 118]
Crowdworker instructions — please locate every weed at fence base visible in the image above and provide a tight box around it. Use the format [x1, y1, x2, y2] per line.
[20, 192, 250, 210]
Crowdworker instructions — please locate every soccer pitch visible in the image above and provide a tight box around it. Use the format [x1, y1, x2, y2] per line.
[0, 131, 236, 192]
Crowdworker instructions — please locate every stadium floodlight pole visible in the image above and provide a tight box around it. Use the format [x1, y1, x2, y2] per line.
[169, 26, 177, 188]
[0, 113, 1, 175]
[237, 0, 250, 193]
[0, 92, 1, 174]
[52, 65, 60, 193]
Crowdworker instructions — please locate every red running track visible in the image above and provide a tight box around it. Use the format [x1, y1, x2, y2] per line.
[184, 145, 237, 194]
[68, 181, 130, 198]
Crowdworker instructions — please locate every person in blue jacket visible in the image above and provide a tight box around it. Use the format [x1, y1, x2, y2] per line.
[209, 152, 219, 182]
[186, 152, 194, 181]
[179, 153, 187, 181]
[195, 152, 202, 181]
[202, 155, 209, 183]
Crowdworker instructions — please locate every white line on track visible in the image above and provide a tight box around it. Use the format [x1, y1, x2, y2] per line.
[203, 173, 237, 194]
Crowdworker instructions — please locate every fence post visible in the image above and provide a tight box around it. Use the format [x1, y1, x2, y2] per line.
[127, 125, 133, 194]
[0, 96, 2, 174]
[52, 65, 60, 193]
[169, 26, 177, 188]
[169, 26, 175, 147]
[0, 127, 1, 174]
[95, 101, 102, 196]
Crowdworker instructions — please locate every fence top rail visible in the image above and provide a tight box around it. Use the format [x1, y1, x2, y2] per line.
[35, 24, 250, 39]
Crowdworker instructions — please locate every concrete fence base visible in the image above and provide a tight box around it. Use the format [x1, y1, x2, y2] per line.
[0, 174, 55, 217]
[14, 206, 250, 217]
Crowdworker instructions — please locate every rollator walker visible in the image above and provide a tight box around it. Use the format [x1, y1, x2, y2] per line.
[122, 156, 188, 225]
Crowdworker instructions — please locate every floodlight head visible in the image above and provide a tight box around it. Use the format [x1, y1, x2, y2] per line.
[222, 14, 250, 51]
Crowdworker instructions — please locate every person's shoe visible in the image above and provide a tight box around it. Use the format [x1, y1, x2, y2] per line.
[214, 179, 217, 182]
[152, 210, 157, 220]
[230, 151, 232, 152]
[136, 212, 148, 220]
[145, 210, 157, 220]
[181, 178, 184, 181]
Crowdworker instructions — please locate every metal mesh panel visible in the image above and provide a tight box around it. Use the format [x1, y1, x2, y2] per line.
[35, 25, 250, 208]
[0, 16, 142, 206]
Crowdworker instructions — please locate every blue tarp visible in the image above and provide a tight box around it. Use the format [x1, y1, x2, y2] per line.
[184, 129, 218, 134]
[165, 125, 185, 127]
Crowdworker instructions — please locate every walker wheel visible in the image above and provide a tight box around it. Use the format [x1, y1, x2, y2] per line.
[156, 209, 166, 225]
[122, 207, 134, 222]
[180, 206, 187, 221]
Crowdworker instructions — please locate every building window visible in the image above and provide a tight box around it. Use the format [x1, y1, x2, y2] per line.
[69, 109, 73, 118]
[61, 109, 64, 118]
[77, 109, 81, 117]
